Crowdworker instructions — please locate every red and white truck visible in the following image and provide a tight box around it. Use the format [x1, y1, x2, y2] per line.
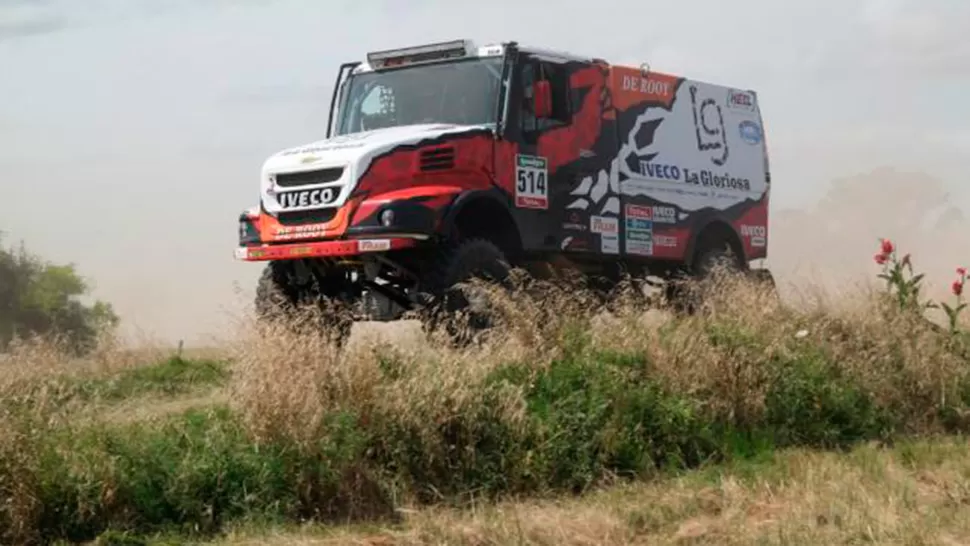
[235, 39, 773, 344]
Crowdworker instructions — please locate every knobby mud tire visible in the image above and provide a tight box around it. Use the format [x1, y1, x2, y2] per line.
[664, 242, 743, 315]
[419, 238, 513, 348]
[254, 261, 354, 349]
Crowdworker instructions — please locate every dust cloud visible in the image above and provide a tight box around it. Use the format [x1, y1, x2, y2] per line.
[767, 166, 968, 307]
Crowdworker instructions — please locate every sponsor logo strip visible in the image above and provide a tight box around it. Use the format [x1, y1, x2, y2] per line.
[636, 161, 753, 192]
[623, 204, 653, 256]
[623, 203, 682, 256]
[235, 238, 416, 261]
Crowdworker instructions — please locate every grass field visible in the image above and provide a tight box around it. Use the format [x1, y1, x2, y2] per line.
[200, 438, 970, 545]
[3, 268, 970, 545]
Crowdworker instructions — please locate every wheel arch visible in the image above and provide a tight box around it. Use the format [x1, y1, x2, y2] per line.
[440, 190, 524, 257]
[684, 217, 747, 270]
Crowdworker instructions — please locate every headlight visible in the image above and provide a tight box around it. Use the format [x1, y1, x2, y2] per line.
[238, 219, 259, 245]
[380, 209, 395, 227]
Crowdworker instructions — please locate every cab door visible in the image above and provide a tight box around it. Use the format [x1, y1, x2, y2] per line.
[506, 52, 619, 253]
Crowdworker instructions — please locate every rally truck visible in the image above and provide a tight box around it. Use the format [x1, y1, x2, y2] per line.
[235, 39, 773, 345]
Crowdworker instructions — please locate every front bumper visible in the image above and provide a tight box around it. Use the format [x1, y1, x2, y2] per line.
[234, 236, 419, 262]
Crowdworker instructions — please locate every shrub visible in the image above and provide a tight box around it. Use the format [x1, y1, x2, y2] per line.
[0, 235, 119, 356]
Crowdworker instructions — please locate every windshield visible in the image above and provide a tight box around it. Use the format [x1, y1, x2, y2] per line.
[335, 57, 504, 135]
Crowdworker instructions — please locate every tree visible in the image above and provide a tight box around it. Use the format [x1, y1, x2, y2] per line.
[0, 233, 119, 354]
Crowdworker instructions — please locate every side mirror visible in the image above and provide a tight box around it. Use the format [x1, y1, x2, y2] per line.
[533, 80, 552, 119]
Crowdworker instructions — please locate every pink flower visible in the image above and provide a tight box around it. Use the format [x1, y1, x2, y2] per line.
[874, 252, 889, 265]
[953, 279, 964, 297]
[957, 267, 967, 277]
[880, 238, 894, 255]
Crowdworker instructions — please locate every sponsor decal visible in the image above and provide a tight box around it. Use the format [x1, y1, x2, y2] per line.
[625, 204, 652, 220]
[636, 161, 752, 193]
[590, 215, 619, 235]
[627, 229, 653, 242]
[280, 132, 370, 156]
[639, 162, 682, 181]
[626, 240, 653, 256]
[740, 224, 766, 238]
[289, 246, 313, 256]
[626, 218, 653, 231]
[739, 121, 762, 145]
[280, 141, 366, 155]
[515, 154, 549, 209]
[275, 233, 326, 241]
[561, 211, 587, 232]
[654, 235, 678, 248]
[601, 234, 619, 254]
[620, 75, 673, 96]
[651, 205, 677, 224]
[277, 187, 338, 209]
[740, 224, 767, 248]
[684, 169, 751, 191]
[726, 89, 757, 112]
[689, 85, 729, 167]
[358, 239, 392, 252]
[276, 223, 329, 236]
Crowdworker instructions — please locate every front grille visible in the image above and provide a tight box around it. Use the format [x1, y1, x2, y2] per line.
[275, 167, 344, 188]
[276, 208, 338, 225]
[419, 147, 455, 172]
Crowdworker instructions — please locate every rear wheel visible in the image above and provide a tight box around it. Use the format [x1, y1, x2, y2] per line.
[254, 260, 355, 348]
[693, 242, 743, 279]
[664, 240, 743, 314]
[419, 238, 512, 347]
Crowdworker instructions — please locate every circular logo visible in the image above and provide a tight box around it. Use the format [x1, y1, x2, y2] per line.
[739, 120, 762, 145]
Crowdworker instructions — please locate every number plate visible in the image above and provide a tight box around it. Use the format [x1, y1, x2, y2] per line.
[515, 154, 549, 210]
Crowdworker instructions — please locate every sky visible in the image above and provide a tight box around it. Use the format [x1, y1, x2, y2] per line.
[1, 0, 968, 344]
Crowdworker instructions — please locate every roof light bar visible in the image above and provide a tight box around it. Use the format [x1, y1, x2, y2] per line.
[366, 39, 471, 69]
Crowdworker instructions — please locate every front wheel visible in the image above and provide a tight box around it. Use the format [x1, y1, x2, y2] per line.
[418, 238, 512, 348]
[254, 260, 354, 348]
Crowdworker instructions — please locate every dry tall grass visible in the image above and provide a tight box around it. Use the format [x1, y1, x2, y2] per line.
[3, 261, 970, 544]
[224, 263, 970, 455]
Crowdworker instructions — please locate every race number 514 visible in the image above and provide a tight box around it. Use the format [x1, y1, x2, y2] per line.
[515, 154, 549, 210]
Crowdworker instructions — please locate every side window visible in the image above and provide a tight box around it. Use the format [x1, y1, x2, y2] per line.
[537, 61, 571, 126]
[519, 62, 537, 134]
[518, 57, 573, 136]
